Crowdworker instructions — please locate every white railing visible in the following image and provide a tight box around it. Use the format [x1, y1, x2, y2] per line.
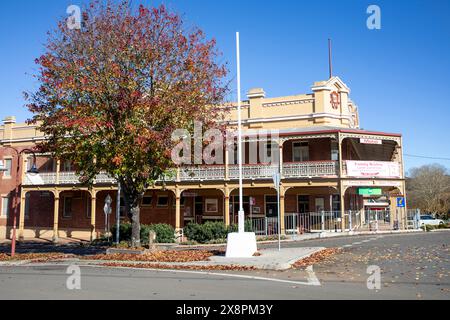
[283, 161, 338, 178]
[248, 211, 361, 235]
[229, 164, 279, 180]
[180, 166, 225, 181]
[23, 161, 339, 186]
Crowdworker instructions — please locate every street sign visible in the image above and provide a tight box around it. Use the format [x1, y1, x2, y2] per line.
[358, 188, 382, 196]
[272, 173, 280, 191]
[396, 197, 405, 208]
[104, 195, 113, 215]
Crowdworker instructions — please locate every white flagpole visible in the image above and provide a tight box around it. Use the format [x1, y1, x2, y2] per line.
[236, 32, 244, 234]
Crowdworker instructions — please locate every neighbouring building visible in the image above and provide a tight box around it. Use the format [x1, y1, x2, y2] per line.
[0, 76, 407, 241]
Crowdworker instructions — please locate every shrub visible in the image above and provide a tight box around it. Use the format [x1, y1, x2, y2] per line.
[229, 220, 254, 233]
[184, 221, 254, 243]
[147, 224, 176, 244]
[111, 223, 175, 244]
[111, 223, 132, 243]
[185, 222, 229, 243]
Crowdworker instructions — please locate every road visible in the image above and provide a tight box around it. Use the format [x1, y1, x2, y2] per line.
[0, 231, 448, 300]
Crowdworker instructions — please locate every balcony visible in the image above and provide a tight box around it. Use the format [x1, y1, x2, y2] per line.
[23, 161, 339, 186]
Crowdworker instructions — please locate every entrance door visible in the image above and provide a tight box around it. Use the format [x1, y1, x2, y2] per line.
[297, 195, 310, 213]
[231, 196, 250, 224]
[194, 196, 203, 224]
[265, 195, 278, 218]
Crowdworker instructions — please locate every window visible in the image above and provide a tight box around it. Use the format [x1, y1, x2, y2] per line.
[120, 197, 126, 217]
[332, 195, 341, 212]
[2, 159, 12, 177]
[142, 196, 153, 207]
[264, 142, 273, 162]
[331, 141, 339, 161]
[297, 195, 310, 213]
[315, 197, 325, 212]
[293, 142, 309, 162]
[157, 195, 169, 207]
[85, 195, 92, 219]
[233, 144, 239, 165]
[1, 196, 10, 217]
[25, 193, 30, 219]
[205, 199, 218, 213]
[63, 160, 73, 172]
[63, 196, 73, 218]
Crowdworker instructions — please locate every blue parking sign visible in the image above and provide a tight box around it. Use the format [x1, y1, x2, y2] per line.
[397, 197, 405, 208]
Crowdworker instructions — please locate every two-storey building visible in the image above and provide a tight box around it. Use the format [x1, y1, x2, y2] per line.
[0, 76, 406, 241]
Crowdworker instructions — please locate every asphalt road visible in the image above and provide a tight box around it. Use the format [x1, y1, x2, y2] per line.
[0, 231, 448, 300]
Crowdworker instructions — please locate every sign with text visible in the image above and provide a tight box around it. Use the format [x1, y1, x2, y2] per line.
[358, 188, 382, 196]
[346, 161, 401, 178]
[360, 138, 382, 145]
[397, 197, 405, 208]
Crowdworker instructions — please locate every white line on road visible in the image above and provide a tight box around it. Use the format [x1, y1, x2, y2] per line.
[22, 263, 322, 287]
[306, 266, 321, 286]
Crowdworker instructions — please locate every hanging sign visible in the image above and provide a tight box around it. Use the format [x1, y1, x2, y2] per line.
[360, 138, 382, 145]
[346, 161, 401, 178]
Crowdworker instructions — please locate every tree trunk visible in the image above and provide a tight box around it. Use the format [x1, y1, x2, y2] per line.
[122, 184, 144, 248]
[130, 204, 141, 248]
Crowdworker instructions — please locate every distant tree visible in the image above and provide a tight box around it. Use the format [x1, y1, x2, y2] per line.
[25, 0, 228, 247]
[406, 164, 450, 218]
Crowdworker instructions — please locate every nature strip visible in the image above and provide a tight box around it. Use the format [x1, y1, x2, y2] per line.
[292, 248, 342, 268]
[0, 253, 74, 262]
[80, 250, 217, 263]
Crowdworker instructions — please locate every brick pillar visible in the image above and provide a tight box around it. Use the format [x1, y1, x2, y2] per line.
[18, 190, 26, 241]
[52, 191, 60, 243]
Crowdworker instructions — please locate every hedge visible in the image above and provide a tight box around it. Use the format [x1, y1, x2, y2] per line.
[184, 221, 253, 244]
[111, 223, 175, 244]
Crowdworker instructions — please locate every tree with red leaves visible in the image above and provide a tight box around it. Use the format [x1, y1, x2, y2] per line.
[25, 1, 228, 247]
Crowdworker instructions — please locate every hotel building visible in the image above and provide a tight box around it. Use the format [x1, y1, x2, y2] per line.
[0, 76, 406, 241]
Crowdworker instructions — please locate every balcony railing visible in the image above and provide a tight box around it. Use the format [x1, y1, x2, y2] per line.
[283, 161, 338, 178]
[23, 161, 339, 186]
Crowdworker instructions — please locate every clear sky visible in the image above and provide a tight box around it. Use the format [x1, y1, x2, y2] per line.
[0, 0, 449, 172]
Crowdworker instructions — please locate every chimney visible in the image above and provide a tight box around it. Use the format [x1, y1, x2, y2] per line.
[2, 116, 16, 145]
[246, 88, 265, 127]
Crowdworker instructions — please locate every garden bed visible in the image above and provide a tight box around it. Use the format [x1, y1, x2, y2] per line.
[292, 248, 342, 268]
[0, 253, 74, 262]
[81, 250, 216, 263]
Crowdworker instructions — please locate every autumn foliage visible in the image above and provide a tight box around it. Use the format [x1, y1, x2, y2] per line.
[25, 1, 228, 246]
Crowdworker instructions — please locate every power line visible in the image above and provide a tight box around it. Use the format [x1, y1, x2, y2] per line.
[404, 154, 450, 161]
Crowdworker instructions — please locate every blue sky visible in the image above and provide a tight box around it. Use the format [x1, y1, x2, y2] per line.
[0, 0, 449, 171]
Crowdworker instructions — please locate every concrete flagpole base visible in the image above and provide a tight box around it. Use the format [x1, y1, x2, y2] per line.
[225, 232, 258, 258]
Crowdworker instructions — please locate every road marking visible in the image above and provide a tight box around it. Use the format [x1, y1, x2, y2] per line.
[342, 244, 353, 248]
[306, 266, 321, 286]
[21, 263, 322, 287]
[352, 242, 363, 245]
[361, 240, 371, 243]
